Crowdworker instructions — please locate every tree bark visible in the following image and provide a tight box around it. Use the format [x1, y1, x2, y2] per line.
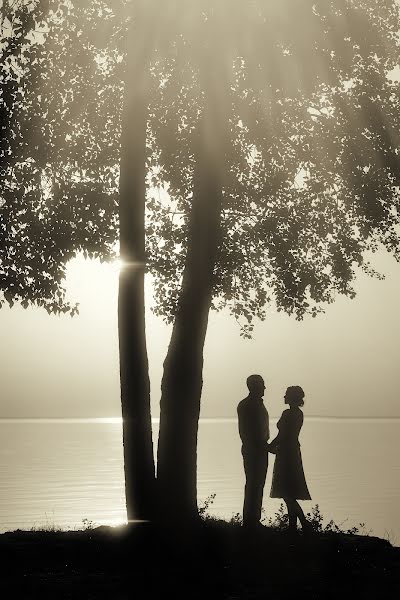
[157, 70, 226, 523]
[118, 14, 155, 523]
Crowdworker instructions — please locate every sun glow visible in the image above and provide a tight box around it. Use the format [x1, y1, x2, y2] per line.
[118, 259, 146, 272]
[111, 258, 124, 273]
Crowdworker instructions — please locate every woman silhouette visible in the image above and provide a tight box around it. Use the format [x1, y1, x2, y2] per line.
[269, 386, 311, 532]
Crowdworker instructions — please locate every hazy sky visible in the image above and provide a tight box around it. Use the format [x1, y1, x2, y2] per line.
[1, 248, 399, 419]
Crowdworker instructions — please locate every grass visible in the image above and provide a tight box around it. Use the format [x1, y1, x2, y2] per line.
[200, 494, 371, 536]
[29, 512, 63, 534]
[26, 495, 374, 537]
[28, 516, 96, 534]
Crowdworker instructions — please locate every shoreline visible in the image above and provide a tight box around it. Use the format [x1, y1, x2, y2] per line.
[2, 520, 400, 598]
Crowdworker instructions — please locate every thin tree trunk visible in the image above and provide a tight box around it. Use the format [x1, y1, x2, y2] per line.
[157, 70, 227, 523]
[118, 12, 155, 522]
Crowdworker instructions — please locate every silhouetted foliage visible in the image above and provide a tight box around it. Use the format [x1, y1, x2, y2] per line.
[262, 503, 366, 535]
[147, 1, 400, 336]
[1, 1, 123, 313]
[1, 1, 399, 328]
[229, 502, 367, 535]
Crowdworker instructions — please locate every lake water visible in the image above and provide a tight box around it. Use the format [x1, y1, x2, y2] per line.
[1, 418, 399, 544]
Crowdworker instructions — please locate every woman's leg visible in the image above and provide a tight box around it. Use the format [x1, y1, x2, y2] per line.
[283, 497, 297, 531]
[293, 500, 311, 530]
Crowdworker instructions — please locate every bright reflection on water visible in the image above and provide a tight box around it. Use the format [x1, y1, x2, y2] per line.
[0, 420, 126, 532]
[0, 418, 399, 543]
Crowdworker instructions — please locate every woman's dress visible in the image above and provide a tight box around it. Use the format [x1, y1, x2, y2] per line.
[270, 407, 311, 500]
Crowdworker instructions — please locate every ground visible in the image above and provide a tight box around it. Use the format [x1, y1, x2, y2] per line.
[2, 521, 400, 599]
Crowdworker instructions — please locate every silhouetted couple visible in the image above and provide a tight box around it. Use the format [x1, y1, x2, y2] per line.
[237, 374, 311, 532]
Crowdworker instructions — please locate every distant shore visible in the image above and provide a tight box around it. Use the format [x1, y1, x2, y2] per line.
[2, 415, 400, 421]
[2, 521, 399, 599]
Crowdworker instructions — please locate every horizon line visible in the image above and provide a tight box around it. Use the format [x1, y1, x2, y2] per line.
[1, 415, 400, 422]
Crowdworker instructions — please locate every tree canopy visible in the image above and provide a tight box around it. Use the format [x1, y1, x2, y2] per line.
[1, 0, 400, 334]
[1, 0, 123, 312]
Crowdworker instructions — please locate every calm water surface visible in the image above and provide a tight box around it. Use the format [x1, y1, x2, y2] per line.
[0, 418, 399, 543]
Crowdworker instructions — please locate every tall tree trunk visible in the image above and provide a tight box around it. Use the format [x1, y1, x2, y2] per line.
[157, 70, 227, 523]
[118, 13, 155, 523]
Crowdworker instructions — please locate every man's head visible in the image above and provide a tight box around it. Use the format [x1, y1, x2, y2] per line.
[246, 374, 265, 397]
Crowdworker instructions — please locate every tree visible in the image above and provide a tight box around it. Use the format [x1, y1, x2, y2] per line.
[118, 2, 155, 522]
[0, 0, 149, 520]
[151, 0, 400, 519]
[1, 0, 400, 522]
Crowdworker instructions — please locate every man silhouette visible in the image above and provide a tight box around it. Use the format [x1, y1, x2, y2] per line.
[237, 374, 269, 528]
